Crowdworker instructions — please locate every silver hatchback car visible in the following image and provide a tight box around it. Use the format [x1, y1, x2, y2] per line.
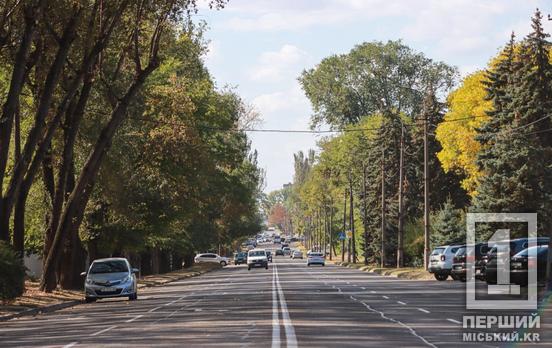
[81, 258, 139, 303]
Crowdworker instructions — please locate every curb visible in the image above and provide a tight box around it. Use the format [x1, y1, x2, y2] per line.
[0, 299, 82, 322]
[0, 266, 219, 322]
[335, 262, 432, 280]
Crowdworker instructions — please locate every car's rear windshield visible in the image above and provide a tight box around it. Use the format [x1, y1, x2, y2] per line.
[90, 260, 128, 274]
[431, 247, 445, 255]
[249, 251, 266, 257]
[310, 253, 323, 257]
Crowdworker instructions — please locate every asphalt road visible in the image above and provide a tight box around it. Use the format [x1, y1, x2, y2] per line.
[1, 246, 551, 347]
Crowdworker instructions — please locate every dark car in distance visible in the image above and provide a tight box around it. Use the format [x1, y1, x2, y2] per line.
[275, 249, 284, 256]
[478, 237, 549, 281]
[234, 252, 247, 265]
[486, 245, 548, 286]
[451, 243, 489, 282]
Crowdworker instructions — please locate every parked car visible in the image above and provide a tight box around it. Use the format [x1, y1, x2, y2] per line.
[247, 249, 269, 270]
[486, 245, 548, 286]
[275, 249, 284, 256]
[81, 258, 139, 303]
[307, 252, 325, 266]
[451, 243, 490, 282]
[428, 245, 463, 281]
[266, 250, 273, 262]
[479, 237, 549, 281]
[194, 253, 229, 266]
[234, 252, 247, 265]
[291, 250, 303, 259]
[510, 245, 548, 286]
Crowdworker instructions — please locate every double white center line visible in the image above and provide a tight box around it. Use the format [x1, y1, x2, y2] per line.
[272, 263, 297, 348]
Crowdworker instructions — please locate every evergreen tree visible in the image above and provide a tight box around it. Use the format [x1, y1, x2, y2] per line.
[474, 10, 552, 239]
[431, 197, 465, 247]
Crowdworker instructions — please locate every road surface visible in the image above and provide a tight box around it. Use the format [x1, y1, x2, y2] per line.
[1, 249, 551, 347]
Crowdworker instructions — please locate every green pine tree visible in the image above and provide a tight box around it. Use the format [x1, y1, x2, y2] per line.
[473, 9, 552, 239]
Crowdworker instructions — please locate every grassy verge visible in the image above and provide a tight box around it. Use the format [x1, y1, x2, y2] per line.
[337, 262, 434, 280]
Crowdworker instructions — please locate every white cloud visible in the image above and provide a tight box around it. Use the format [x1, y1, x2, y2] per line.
[249, 44, 309, 82]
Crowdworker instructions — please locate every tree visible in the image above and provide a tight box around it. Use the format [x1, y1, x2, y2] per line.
[473, 10, 552, 243]
[435, 71, 491, 195]
[430, 197, 465, 247]
[299, 40, 457, 128]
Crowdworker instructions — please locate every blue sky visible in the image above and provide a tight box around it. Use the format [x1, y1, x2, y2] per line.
[197, 0, 552, 192]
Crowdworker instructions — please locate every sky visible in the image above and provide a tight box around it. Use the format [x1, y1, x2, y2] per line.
[197, 0, 552, 193]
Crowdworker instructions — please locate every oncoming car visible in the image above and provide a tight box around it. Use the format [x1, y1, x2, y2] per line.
[81, 258, 139, 303]
[247, 249, 269, 270]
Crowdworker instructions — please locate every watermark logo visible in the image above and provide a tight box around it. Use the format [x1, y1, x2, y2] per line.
[466, 213, 538, 310]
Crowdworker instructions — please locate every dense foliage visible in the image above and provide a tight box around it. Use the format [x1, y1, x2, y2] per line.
[268, 11, 552, 269]
[0, 0, 263, 292]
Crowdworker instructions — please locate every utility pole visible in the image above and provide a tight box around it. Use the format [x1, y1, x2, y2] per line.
[329, 203, 334, 261]
[323, 205, 327, 257]
[342, 189, 347, 262]
[349, 174, 355, 263]
[381, 146, 386, 268]
[423, 94, 431, 271]
[397, 124, 405, 268]
[363, 165, 369, 265]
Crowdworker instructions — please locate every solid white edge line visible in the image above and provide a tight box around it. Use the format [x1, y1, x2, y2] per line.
[417, 308, 430, 314]
[62, 342, 78, 348]
[272, 264, 281, 348]
[447, 318, 461, 324]
[275, 263, 298, 348]
[89, 325, 117, 337]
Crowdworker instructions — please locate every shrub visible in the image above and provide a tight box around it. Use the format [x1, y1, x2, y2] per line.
[0, 242, 26, 302]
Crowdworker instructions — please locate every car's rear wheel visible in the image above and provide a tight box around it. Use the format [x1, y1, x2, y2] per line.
[248, 266, 251, 271]
[434, 273, 448, 281]
[307, 263, 310, 266]
[220, 261, 227, 266]
[85, 297, 96, 303]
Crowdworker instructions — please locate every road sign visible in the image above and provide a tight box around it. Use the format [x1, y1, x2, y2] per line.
[338, 232, 346, 240]
[346, 230, 353, 238]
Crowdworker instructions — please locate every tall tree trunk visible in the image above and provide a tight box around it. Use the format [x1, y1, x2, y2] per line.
[0, 3, 44, 241]
[0, 9, 80, 237]
[12, 105, 23, 255]
[40, 58, 160, 292]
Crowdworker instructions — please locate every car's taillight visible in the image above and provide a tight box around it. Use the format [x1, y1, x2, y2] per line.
[466, 255, 475, 263]
[440, 255, 446, 261]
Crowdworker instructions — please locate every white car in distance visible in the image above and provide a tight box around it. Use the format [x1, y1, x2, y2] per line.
[307, 252, 325, 266]
[194, 253, 229, 266]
